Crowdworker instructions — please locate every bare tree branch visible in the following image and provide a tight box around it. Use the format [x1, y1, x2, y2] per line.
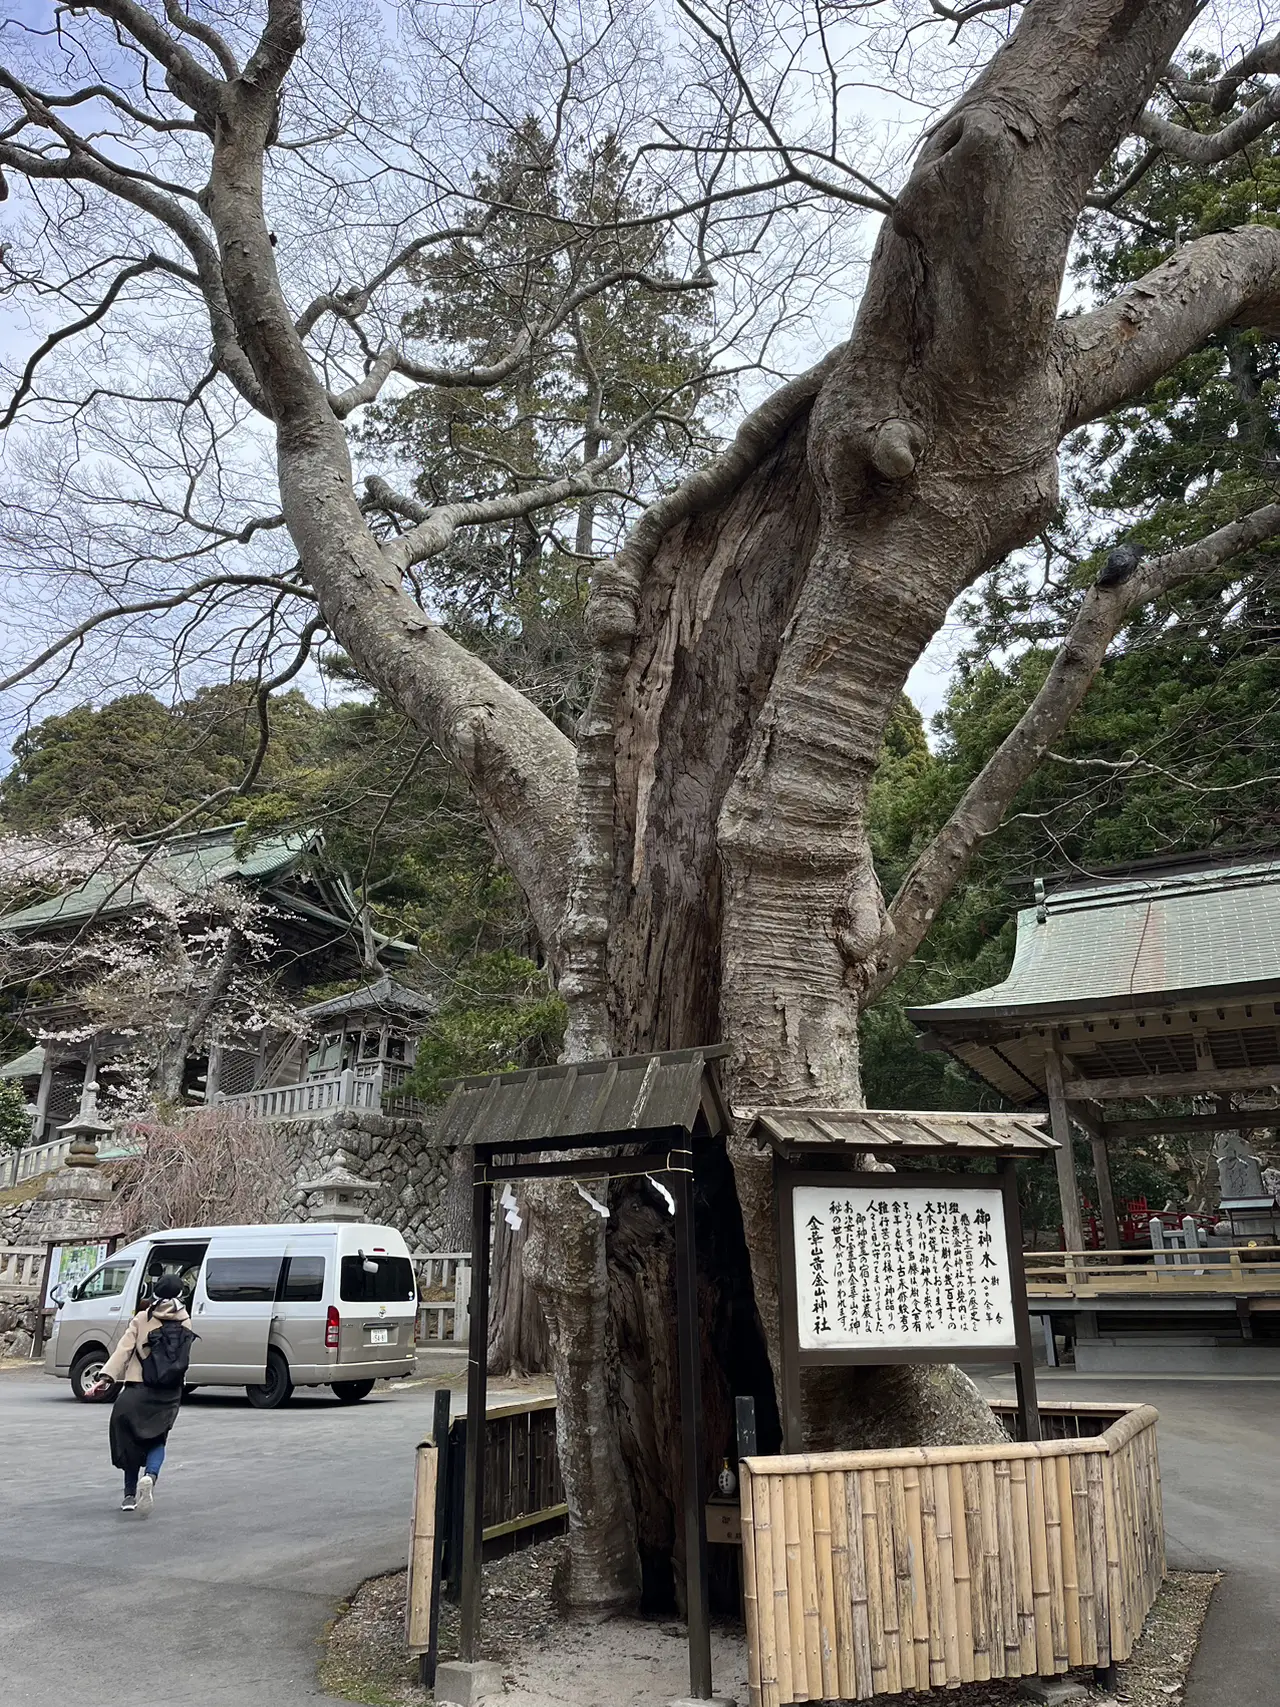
[1084, 144, 1161, 212]
[1135, 80, 1280, 163]
[1057, 224, 1280, 431]
[76, 0, 226, 124]
[326, 263, 713, 416]
[1164, 34, 1280, 114]
[867, 500, 1280, 1001]
[0, 574, 308, 695]
[240, 614, 328, 792]
[160, 0, 241, 82]
[0, 127, 267, 411]
[0, 255, 193, 429]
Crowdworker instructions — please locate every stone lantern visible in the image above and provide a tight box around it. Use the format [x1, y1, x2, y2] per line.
[26, 1083, 123, 1350]
[26, 1083, 120, 1244]
[297, 1148, 376, 1222]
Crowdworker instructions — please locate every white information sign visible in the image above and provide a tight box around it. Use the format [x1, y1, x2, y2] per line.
[44, 1240, 110, 1309]
[792, 1185, 1016, 1352]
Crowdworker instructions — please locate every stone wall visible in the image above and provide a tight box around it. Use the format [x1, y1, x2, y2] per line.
[0, 1298, 39, 1359]
[279, 1109, 466, 1250]
[0, 1109, 464, 1309]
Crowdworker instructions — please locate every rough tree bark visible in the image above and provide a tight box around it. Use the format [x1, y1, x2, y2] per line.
[487, 1209, 550, 1377]
[7, 0, 1280, 1618]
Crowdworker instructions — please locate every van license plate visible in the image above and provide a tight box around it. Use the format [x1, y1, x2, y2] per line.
[370, 1328, 389, 1344]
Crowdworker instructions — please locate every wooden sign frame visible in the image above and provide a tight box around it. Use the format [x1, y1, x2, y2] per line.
[775, 1156, 1041, 1450]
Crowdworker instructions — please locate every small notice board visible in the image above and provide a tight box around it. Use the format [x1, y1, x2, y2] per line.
[777, 1165, 1041, 1447]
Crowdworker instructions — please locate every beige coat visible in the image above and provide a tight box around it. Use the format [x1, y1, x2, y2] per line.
[100, 1299, 192, 1385]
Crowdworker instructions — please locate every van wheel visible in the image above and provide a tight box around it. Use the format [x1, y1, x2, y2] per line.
[331, 1379, 375, 1404]
[70, 1349, 116, 1402]
[246, 1349, 293, 1410]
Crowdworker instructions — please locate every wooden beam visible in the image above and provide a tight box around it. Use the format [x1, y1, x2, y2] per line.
[1044, 1046, 1086, 1254]
[1103, 1108, 1280, 1139]
[1066, 1063, 1280, 1101]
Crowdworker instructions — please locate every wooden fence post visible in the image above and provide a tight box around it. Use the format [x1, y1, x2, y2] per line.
[406, 1439, 440, 1659]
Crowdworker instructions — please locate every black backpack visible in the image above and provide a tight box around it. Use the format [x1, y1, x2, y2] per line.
[142, 1316, 197, 1390]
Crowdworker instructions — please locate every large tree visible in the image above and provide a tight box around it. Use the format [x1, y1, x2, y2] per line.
[5, 0, 1280, 1610]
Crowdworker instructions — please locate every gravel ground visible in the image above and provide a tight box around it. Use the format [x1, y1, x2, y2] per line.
[321, 1538, 571, 1706]
[321, 1547, 1219, 1707]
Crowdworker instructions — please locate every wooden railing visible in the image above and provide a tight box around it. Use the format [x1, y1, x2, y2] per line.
[413, 1251, 471, 1343]
[0, 1246, 44, 1297]
[0, 1136, 71, 1188]
[215, 1061, 433, 1123]
[739, 1405, 1163, 1706]
[1024, 1245, 1280, 1300]
[0, 1133, 142, 1189]
[990, 1399, 1129, 1442]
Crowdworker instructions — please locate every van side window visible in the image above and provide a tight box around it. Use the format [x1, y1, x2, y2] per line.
[205, 1256, 282, 1302]
[278, 1256, 325, 1302]
[79, 1262, 133, 1300]
[340, 1254, 416, 1303]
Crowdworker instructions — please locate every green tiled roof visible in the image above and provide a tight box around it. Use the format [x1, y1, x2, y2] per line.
[303, 973, 437, 1021]
[0, 825, 319, 934]
[0, 1045, 43, 1080]
[911, 853, 1280, 1026]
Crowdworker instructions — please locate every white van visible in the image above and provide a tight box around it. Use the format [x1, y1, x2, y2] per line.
[45, 1221, 417, 1407]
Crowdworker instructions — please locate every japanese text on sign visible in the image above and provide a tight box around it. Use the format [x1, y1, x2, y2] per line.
[792, 1185, 1016, 1351]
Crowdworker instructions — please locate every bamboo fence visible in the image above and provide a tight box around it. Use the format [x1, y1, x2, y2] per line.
[739, 1404, 1163, 1706]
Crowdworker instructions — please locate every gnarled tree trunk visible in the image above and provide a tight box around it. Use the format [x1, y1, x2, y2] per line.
[13, 0, 1280, 1627]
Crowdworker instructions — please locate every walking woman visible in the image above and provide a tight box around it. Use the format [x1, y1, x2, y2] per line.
[88, 1274, 193, 1515]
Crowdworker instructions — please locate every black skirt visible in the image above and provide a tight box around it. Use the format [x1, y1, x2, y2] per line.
[109, 1380, 182, 1476]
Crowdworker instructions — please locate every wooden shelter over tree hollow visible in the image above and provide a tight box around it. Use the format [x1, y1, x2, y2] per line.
[909, 851, 1280, 1256]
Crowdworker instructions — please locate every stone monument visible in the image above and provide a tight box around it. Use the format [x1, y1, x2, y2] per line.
[1216, 1131, 1280, 1238]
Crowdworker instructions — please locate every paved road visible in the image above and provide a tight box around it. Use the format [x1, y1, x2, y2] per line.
[0, 1367, 447, 1707]
[5, 1365, 1276, 1707]
[987, 1372, 1280, 1707]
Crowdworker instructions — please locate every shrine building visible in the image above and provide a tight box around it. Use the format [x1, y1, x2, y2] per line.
[909, 848, 1280, 1372]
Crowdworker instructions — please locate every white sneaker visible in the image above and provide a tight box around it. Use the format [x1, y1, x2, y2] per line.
[135, 1473, 155, 1518]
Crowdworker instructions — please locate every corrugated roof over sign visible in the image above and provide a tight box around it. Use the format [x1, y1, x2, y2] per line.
[437, 1046, 731, 1150]
[747, 1108, 1055, 1155]
[909, 852, 1280, 1025]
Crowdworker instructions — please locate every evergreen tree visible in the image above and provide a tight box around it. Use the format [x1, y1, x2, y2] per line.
[360, 124, 718, 729]
[0, 686, 318, 836]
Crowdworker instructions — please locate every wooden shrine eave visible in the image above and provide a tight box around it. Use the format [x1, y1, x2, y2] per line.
[746, 1107, 1055, 1157]
[914, 988, 1280, 1107]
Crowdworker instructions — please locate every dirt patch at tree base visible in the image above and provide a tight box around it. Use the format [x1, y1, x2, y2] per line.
[320, 1543, 1218, 1707]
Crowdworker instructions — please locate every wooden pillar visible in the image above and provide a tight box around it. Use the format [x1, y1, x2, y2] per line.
[1044, 1045, 1086, 1255]
[1067, 1095, 1123, 1255]
[32, 1053, 53, 1141]
[1087, 1127, 1122, 1253]
[205, 1038, 224, 1101]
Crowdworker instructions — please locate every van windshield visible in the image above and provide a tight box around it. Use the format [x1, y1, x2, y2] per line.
[339, 1254, 416, 1303]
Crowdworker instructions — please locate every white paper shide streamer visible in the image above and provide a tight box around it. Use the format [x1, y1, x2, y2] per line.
[575, 1180, 610, 1219]
[647, 1175, 676, 1216]
[499, 1183, 522, 1230]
